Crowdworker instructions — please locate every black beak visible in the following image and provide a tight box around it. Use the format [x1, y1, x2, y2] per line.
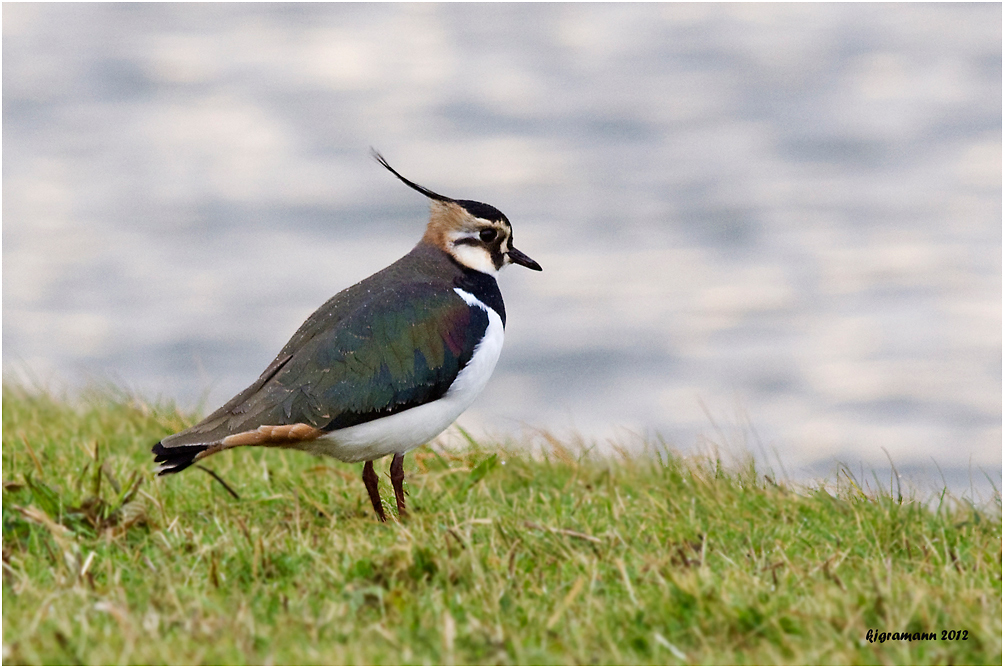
[508, 247, 542, 271]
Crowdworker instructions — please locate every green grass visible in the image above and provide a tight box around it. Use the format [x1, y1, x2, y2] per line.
[2, 385, 1001, 664]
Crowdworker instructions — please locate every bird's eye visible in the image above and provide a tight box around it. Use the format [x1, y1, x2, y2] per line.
[479, 229, 497, 243]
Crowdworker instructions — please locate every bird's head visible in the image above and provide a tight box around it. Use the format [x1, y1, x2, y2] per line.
[372, 150, 542, 276]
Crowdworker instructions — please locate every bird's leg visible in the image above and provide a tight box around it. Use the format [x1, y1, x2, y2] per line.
[390, 452, 407, 518]
[362, 460, 386, 522]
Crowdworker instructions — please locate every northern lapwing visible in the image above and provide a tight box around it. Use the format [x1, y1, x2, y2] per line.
[152, 150, 542, 521]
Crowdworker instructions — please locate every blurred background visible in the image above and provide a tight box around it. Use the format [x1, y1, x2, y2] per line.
[3, 3, 1001, 500]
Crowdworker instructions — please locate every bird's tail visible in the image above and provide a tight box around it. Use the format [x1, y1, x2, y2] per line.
[151, 441, 210, 476]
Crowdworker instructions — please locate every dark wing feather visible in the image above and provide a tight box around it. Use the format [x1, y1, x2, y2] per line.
[154, 281, 488, 469]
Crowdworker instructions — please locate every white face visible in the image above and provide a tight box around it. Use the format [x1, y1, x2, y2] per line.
[447, 217, 512, 276]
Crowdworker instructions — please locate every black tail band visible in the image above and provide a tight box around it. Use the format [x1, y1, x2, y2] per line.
[152, 441, 208, 476]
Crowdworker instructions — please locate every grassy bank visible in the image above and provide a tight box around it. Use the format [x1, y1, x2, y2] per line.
[2, 386, 1001, 664]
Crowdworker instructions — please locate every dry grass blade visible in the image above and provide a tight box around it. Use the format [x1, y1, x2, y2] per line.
[524, 521, 602, 543]
[196, 465, 241, 500]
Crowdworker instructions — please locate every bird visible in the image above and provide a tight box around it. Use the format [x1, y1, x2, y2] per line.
[152, 150, 542, 521]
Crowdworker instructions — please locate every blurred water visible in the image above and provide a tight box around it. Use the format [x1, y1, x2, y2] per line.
[3, 3, 1001, 499]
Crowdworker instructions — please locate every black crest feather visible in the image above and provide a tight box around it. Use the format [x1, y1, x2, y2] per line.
[370, 148, 508, 223]
[371, 148, 453, 203]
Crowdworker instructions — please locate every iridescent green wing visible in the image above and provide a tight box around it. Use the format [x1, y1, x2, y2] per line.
[170, 283, 489, 442]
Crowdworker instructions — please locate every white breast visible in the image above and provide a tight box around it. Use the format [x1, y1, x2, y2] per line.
[309, 288, 505, 463]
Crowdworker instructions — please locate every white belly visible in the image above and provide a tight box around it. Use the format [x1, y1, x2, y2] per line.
[307, 288, 504, 463]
